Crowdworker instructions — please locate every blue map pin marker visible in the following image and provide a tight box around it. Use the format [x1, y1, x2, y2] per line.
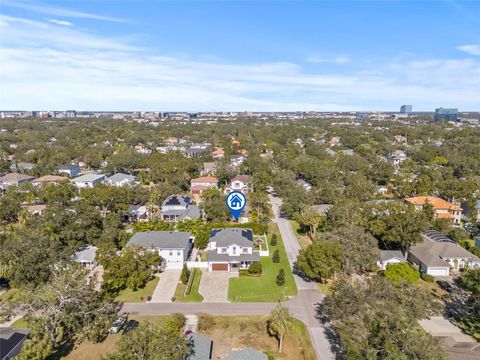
[226, 191, 247, 220]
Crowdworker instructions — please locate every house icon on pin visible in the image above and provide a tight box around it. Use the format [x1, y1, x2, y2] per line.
[230, 194, 242, 209]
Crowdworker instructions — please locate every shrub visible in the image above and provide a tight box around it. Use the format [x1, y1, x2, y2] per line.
[421, 273, 435, 283]
[276, 269, 285, 286]
[384, 263, 420, 283]
[180, 263, 190, 285]
[198, 313, 215, 331]
[271, 234, 278, 246]
[272, 249, 280, 263]
[248, 262, 262, 275]
[166, 313, 186, 333]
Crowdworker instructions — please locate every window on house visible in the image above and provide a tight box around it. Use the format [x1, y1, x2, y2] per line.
[242, 248, 248, 253]
[177, 251, 181, 256]
[232, 246, 237, 254]
[221, 248, 227, 254]
[169, 251, 173, 256]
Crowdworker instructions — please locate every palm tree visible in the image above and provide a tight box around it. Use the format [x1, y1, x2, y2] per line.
[268, 303, 294, 353]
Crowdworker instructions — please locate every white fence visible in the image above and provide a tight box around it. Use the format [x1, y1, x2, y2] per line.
[186, 261, 209, 269]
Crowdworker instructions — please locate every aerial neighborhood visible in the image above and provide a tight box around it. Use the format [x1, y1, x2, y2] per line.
[1, 115, 480, 360]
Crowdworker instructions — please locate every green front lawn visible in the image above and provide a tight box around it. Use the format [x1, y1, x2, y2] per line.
[115, 276, 159, 303]
[228, 224, 297, 302]
[173, 269, 204, 302]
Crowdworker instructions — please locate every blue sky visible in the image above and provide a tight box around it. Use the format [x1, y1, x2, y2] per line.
[1, 0, 479, 111]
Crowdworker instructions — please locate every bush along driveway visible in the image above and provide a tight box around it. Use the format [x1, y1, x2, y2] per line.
[228, 224, 297, 302]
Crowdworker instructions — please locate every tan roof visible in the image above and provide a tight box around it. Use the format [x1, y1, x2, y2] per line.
[191, 176, 219, 183]
[33, 175, 68, 183]
[25, 204, 47, 212]
[405, 196, 462, 211]
[231, 175, 251, 184]
[212, 149, 224, 155]
[0, 173, 34, 181]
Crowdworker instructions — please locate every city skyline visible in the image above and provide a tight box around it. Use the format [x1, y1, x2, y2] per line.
[1, 0, 480, 111]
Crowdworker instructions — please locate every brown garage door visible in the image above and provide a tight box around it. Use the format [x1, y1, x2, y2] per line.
[211, 263, 228, 271]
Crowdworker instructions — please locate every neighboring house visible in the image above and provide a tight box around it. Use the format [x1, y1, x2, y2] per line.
[104, 173, 136, 187]
[57, 164, 81, 177]
[73, 245, 97, 269]
[225, 348, 268, 360]
[388, 150, 407, 166]
[0, 327, 30, 360]
[377, 250, 406, 270]
[200, 162, 217, 176]
[126, 231, 193, 268]
[206, 228, 260, 271]
[32, 175, 68, 186]
[230, 155, 247, 167]
[224, 175, 252, 194]
[9, 162, 36, 173]
[405, 196, 462, 226]
[161, 195, 201, 224]
[0, 173, 34, 189]
[184, 147, 207, 158]
[407, 231, 480, 276]
[71, 173, 106, 189]
[128, 205, 148, 223]
[187, 333, 212, 360]
[190, 176, 219, 201]
[211, 148, 225, 158]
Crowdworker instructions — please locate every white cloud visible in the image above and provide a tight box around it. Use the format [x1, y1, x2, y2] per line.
[0, 13, 479, 111]
[458, 45, 480, 56]
[48, 19, 74, 27]
[306, 55, 350, 64]
[3, 0, 129, 23]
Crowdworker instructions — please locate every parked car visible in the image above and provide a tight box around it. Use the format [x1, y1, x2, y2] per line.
[0, 278, 9, 289]
[123, 319, 139, 334]
[109, 316, 128, 333]
[437, 280, 452, 292]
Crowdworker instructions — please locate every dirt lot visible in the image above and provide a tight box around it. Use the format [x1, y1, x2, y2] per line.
[202, 316, 316, 360]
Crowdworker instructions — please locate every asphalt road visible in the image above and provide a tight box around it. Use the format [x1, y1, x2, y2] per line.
[123, 194, 337, 360]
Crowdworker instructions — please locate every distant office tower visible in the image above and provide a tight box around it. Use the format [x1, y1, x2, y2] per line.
[400, 105, 412, 114]
[434, 107, 458, 122]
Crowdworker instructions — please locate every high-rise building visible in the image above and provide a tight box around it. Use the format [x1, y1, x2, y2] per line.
[434, 107, 458, 122]
[400, 105, 412, 114]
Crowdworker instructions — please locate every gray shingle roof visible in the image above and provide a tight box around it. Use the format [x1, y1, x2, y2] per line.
[0, 327, 30, 360]
[209, 228, 253, 247]
[207, 250, 260, 263]
[71, 173, 106, 182]
[409, 234, 480, 267]
[106, 173, 135, 183]
[187, 333, 212, 360]
[226, 348, 267, 360]
[73, 245, 97, 263]
[379, 250, 404, 262]
[126, 231, 191, 250]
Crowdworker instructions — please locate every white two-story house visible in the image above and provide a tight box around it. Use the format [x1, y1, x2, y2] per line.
[126, 231, 193, 269]
[224, 175, 252, 194]
[206, 228, 260, 271]
[161, 194, 201, 224]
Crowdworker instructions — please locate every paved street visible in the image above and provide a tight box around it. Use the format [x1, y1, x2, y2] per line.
[269, 194, 319, 291]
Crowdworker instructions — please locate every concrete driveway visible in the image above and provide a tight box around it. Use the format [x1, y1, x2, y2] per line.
[149, 269, 181, 303]
[199, 271, 238, 303]
[419, 316, 475, 342]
